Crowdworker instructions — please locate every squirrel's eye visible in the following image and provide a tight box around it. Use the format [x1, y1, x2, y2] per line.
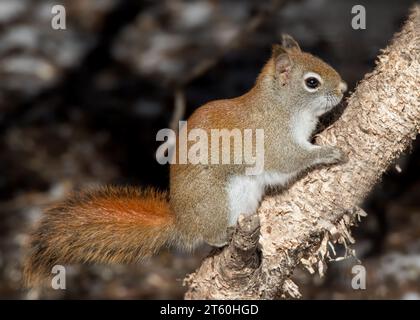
[305, 77, 320, 89]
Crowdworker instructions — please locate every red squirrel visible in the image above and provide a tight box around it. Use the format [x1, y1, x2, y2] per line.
[24, 35, 348, 287]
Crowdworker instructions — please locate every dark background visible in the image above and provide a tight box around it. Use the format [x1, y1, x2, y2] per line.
[0, 0, 419, 299]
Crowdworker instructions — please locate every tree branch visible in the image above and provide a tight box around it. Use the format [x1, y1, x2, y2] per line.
[184, 5, 420, 299]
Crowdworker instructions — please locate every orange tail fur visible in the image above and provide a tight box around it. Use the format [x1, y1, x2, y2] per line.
[23, 186, 175, 287]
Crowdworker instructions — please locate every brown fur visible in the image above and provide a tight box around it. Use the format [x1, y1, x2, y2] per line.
[23, 186, 175, 287]
[170, 39, 346, 246]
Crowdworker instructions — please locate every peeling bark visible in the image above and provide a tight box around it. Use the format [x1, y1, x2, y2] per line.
[184, 6, 420, 299]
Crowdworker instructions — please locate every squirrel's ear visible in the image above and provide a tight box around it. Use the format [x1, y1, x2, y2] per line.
[272, 44, 292, 79]
[281, 34, 301, 52]
[272, 44, 287, 57]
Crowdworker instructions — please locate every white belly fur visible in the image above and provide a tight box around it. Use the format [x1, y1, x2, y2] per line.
[226, 171, 294, 226]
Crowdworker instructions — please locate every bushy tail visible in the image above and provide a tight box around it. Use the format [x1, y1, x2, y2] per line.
[23, 186, 175, 287]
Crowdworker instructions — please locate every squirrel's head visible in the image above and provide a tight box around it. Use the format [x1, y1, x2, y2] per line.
[267, 34, 347, 116]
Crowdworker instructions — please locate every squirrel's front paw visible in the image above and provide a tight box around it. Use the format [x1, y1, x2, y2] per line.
[318, 146, 348, 165]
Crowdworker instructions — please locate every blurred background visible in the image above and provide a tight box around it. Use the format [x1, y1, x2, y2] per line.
[0, 0, 419, 299]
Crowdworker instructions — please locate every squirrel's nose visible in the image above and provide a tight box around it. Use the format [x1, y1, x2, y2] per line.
[339, 81, 347, 94]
